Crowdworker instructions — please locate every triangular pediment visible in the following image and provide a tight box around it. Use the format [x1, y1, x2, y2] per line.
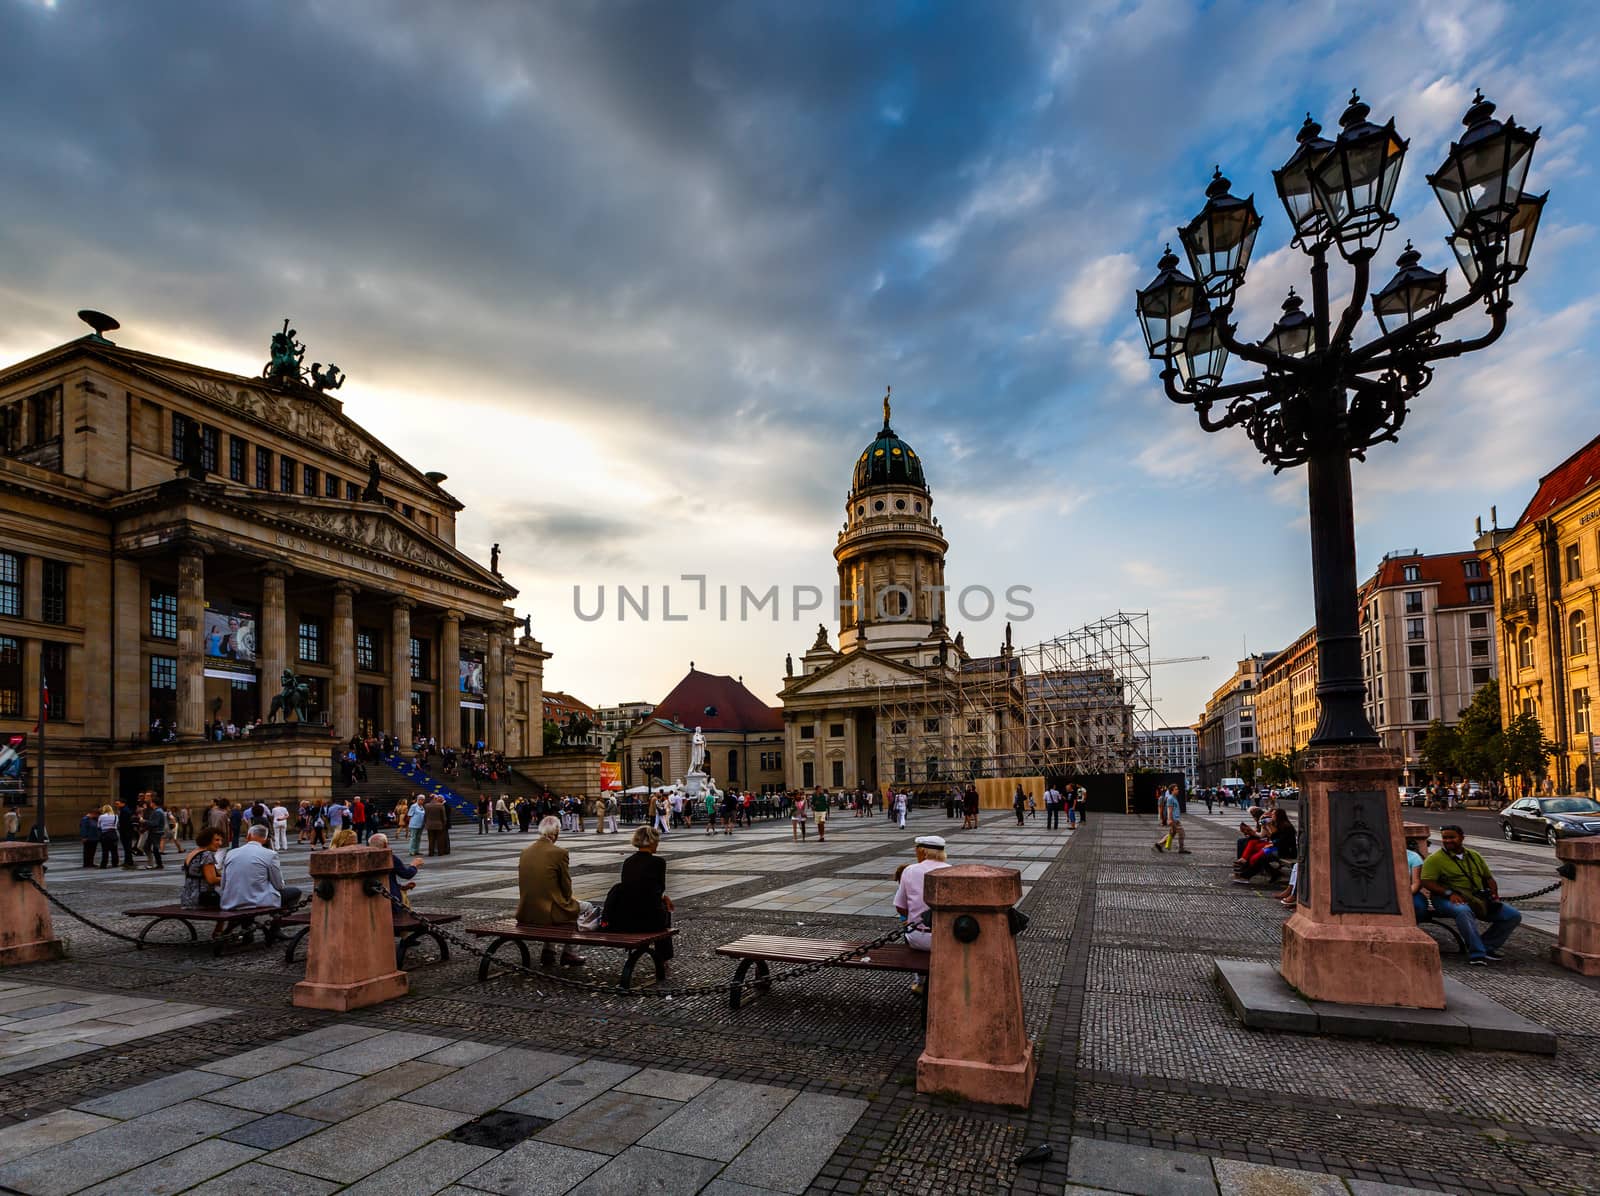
[251, 497, 505, 589]
[782, 648, 927, 698]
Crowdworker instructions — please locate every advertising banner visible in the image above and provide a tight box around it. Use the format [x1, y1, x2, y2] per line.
[599, 761, 622, 791]
[460, 650, 485, 695]
[203, 607, 257, 663]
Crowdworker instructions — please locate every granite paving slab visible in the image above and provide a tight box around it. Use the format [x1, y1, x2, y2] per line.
[260, 1098, 475, 1183]
[199, 1043, 317, 1079]
[0, 1041, 100, 1077]
[221, 1112, 327, 1150]
[272, 1024, 388, 1054]
[417, 1039, 505, 1067]
[72, 1138, 262, 1196]
[301, 1029, 457, 1075]
[0, 1121, 201, 1196]
[455, 1139, 610, 1195]
[717, 1092, 868, 1194]
[701, 1181, 791, 1196]
[138, 1098, 261, 1136]
[179, 1161, 341, 1195]
[637, 1078, 797, 1162]
[501, 1058, 638, 1120]
[79, 1007, 233, 1046]
[533, 1089, 681, 1154]
[336, 1139, 502, 1196]
[613, 1067, 718, 1102]
[74, 1068, 236, 1118]
[1212, 1159, 1349, 1194]
[1067, 1137, 1217, 1196]
[401, 1047, 579, 1115]
[205, 1064, 362, 1113]
[568, 1144, 724, 1195]
[0, 1110, 117, 1167]
[288, 1059, 458, 1122]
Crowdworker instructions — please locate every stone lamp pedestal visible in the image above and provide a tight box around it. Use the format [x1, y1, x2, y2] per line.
[292, 845, 408, 1011]
[1553, 838, 1600, 976]
[916, 865, 1036, 1108]
[1280, 745, 1445, 1009]
[0, 842, 64, 966]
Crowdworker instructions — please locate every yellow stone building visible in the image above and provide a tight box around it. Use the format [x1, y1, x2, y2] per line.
[1478, 435, 1600, 794]
[0, 314, 547, 832]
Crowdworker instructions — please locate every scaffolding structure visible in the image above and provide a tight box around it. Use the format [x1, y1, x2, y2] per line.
[871, 611, 1155, 788]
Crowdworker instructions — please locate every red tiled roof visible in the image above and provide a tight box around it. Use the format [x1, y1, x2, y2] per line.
[650, 668, 784, 732]
[542, 691, 596, 718]
[1516, 432, 1600, 528]
[1369, 550, 1483, 608]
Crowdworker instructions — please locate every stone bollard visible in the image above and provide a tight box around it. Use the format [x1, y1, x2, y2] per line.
[292, 845, 408, 1011]
[0, 842, 64, 966]
[916, 864, 1036, 1108]
[1553, 838, 1600, 976]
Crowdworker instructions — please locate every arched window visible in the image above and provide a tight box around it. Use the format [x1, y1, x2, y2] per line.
[1570, 610, 1589, 657]
[1518, 628, 1536, 671]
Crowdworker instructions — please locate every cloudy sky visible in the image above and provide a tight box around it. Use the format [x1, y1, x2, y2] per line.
[3, 0, 1596, 726]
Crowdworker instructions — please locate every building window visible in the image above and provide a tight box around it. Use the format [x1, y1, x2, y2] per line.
[1409, 671, 1428, 695]
[409, 636, 430, 680]
[1575, 688, 1591, 736]
[302, 465, 319, 497]
[966, 717, 981, 733]
[1408, 644, 1426, 669]
[41, 560, 67, 624]
[924, 717, 940, 733]
[1404, 590, 1423, 614]
[1464, 559, 1482, 578]
[759, 750, 782, 771]
[799, 725, 814, 740]
[0, 636, 19, 716]
[828, 722, 844, 738]
[0, 553, 20, 618]
[279, 456, 295, 493]
[1518, 628, 1535, 671]
[925, 756, 939, 781]
[346, 481, 360, 501]
[1472, 666, 1492, 687]
[149, 654, 177, 692]
[40, 643, 66, 719]
[1571, 610, 1590, 657]
[831, 760, 845, 787]
[801, 761, 814, 788]
[356, 628, 379, 672]
[149, 585, 177, 640]
[1470, 611, 1488, 630]
[1406, 618, 1425, 641]
[1568, 544, 1583, 583]
[894, 757, 907, 783]
[298, 619, 323, 664]
[1470, 638, 1489, 658]
[171, 412, 191, 461]
[1403, 564, 1420, 582]
[1467, 583, 1491, 604]
[201, 425, 218, 473]
[325, 473, 339, 498]
[228, 436, 247, 482]
[255, 446, 271, 489]
[1410, 699, 1429, 722]
[890, 719, 907, 735]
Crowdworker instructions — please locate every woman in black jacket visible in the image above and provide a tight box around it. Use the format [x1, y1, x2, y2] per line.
[603, 825, 675, 978]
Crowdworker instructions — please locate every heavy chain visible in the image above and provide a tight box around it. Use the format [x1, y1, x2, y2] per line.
[1498, 878, 1565, 902]
[18, 869, 271, 948]
[376, 887, 924, 999]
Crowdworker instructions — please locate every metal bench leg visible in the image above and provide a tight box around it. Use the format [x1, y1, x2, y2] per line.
[431, 931, 450, 963]
[284, 927, 310, 965]
[753, 959, 771, 995]
[729, 958, 755, 1010]
[477, 936, 530, 982]
[621, 948, 646, 990]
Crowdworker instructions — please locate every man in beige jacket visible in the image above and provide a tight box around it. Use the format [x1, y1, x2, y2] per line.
[516, 816, 593, 966]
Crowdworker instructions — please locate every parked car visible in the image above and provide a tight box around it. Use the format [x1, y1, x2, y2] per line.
[1399, 786, 1426, 806]
[1499, 796, 1600, 845]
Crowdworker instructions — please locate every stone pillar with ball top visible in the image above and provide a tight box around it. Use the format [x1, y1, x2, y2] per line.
[0, 843, 64, 966]
[292, 845, 408, 1011]
[1281, 746, 1445, 1009]
[916, 864, 1036, 1107]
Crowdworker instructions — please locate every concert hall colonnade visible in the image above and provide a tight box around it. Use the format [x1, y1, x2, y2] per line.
[0, 321, 547, 833]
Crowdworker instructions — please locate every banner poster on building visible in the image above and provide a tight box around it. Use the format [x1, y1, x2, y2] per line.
[460, 650, 486, 696]
[599, 761, 622, 791]
[203, 607, 257, 663]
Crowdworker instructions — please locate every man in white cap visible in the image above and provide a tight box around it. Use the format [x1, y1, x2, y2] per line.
[894, 834, 950, 996]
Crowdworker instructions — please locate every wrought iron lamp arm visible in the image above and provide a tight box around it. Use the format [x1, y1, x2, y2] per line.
[1350, 243, 1500, 366]
[1330, 250, 1373, 349]
[1213, 313, 1303, 374]
[1160, 367, 1273, 407]
[1354, 302, 1510, 377]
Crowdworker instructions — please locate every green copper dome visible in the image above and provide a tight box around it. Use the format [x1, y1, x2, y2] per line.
[852, 421, 926, 493]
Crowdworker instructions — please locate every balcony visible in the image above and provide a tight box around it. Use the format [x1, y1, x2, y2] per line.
[1503, 593, 1539, 625]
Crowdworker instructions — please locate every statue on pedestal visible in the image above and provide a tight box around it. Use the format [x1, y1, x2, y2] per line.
[268, 669, 312, 723]
[690, 726, 706, 773]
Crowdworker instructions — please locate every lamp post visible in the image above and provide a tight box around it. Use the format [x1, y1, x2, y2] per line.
[1134, 89, 1547, 1009]
[1135, 89, 1545, 747]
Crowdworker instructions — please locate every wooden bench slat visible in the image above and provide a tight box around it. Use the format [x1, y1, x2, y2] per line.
[714, 934, 928, 972]
[124, 906, 280, 921]
[466, 922, 675, 947]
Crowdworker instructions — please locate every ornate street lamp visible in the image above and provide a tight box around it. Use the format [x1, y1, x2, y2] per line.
[1133, 89, 1547, 747]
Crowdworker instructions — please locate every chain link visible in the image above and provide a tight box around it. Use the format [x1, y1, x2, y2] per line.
[1498, 878, 1565, 902]
[20, 869, 284, 948]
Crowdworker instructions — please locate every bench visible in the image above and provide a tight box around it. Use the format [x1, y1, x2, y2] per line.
[122, 905, 287, 956]
[1416, 907, 1469, 954]
[715, 934, 930, 1011]
[279, 910, 462, 967]
[467, 921, 677, 987]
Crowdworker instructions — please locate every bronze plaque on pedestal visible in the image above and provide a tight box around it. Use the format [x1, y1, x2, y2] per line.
[1326, 790, 1399, 914]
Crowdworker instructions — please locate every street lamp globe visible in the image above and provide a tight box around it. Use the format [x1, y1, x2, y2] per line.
[1427, 91, 1540, 240]
[1370, 242, 1448, 336]
[1264, 289, 1314, 359]
[1174, 303, 1229, 391]
[1179, 169, 1262, 304]
[1134, 246, 1198, 360]
[1448, 190, 1547, 290]
[1309, 90, 1408, 257]
[1272, 114, 1335, 247]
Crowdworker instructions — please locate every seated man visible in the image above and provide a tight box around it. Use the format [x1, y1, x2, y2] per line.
[220, 824, 302, 913]
[368, 832, 423, 906]
[893, 834, 950, 996]
[1420, 824, 1521, 965]
[516, 815, 598, 967]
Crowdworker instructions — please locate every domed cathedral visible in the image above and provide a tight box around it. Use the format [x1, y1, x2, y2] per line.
[779, 389, 1023, 795]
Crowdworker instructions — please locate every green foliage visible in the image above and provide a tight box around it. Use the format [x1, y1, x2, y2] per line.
[1418, 719, 1462, 779]
[1454, 679, 1505, 782]
[1237, 756, 1258, 785]
[1502, 710, 1555, 786]
[542, 719, 562, 753]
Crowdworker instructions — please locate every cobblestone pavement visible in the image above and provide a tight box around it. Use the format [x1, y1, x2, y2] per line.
[0, 809, 1596, 1193]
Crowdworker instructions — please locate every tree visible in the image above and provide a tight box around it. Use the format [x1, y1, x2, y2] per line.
[1257, 751, 1299, 786]
[542, 719, 562, 753]
[1454, 679, 1505, 784]
[1502, 711, 1555, 791]
[1237, 756, 1258, 785]
[1418, 719, 1462, 780]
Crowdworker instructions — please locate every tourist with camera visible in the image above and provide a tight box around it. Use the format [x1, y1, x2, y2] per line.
[1419, 825, 1521, 965]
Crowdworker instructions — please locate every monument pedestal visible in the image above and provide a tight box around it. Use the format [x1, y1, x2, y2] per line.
[1279, 745, 1444, 1009]
[0, 843, 64, 966]
[1553, 838, 1600, 976]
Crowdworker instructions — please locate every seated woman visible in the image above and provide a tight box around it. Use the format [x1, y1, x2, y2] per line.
[180, 827, 224, 929]
[329, 827, 358, 849]
[602, 825, 675, 979]
[1235, 809, 1296, 882]
[1406, 834, 1429, 919]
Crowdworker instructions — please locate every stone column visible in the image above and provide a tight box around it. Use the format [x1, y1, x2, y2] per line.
[176, 547, 206, 738]
[112, 559, 142, 740]
[260, 566, 289, 699]
[80, 557, 111, 739]
[292, 845, 408, 1011]
[1553, 838, 1600, 975]
[916, 865, 1035, 1107]
[330, 583, 357, 739]
[485, 629, 506, 752]
[440, 610, 462, 750]
[0, 843, 64, 965]
[390, 599, 413, 747]
[1280, 745, 1445, 1008]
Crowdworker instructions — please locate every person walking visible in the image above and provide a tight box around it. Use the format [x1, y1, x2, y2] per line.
[1044, 784, 1061, 831]
[1154, 786, 1189, 853]
[116, 798, 138, 870]
[791, 791, 808, 841]
[1013, 783, 1027, 827]
[351, 796, 368, 844]
[271, 801, 289, 852]
[424, 794, 447, 856]
[96, 805, 119, 868]
[477, 795, 491, 835]
[813, 788, 829, 842]
[407, 796, 427, 856]
[895, 789, 909, 830]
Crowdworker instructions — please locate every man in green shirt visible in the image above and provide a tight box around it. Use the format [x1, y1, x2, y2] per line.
[1419, 825, 1521, 965]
